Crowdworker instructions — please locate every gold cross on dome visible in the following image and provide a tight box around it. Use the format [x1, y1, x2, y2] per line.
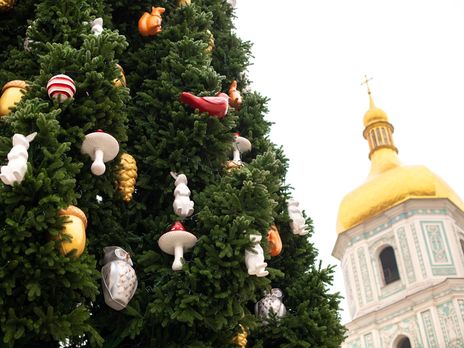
[361, 75, 373, 95]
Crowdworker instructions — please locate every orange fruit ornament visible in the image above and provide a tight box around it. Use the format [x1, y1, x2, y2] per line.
[267, 224, 282, 257]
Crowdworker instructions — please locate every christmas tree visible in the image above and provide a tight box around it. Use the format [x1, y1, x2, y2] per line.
[0, 1, 345, 347]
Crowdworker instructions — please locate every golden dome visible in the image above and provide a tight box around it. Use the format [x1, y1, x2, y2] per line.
[363, 95, 388, 126]
[336, 93, 464, 234]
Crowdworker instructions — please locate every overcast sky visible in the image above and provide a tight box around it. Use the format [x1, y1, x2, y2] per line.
[233, 0, 464, 323]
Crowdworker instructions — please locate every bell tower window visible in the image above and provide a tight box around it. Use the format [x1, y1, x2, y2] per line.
[379, 246, 400, 285]
[397, 336, 411, 348]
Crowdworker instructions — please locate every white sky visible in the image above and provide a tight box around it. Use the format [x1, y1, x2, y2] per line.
[234, 0, 464, 323]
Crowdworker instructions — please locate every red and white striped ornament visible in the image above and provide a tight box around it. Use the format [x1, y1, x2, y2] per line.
[47, 74, 76, 102]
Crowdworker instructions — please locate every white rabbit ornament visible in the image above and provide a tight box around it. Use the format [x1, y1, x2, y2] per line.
[245, 234, 268, 277]
[0, 132, 37, 186]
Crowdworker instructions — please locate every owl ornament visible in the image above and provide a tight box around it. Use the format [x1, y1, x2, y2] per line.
[101, 246, 138, 311]
[255, 288, 287, 324]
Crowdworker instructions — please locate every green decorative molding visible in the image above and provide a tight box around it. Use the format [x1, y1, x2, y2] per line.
[349, 208, 449, 246]
[347, 338, 361, 348]
[421, 310, 439, 348]
[364, 333, 374, 348]
[421, 221, 456, 276]
[358, 248, 373, 302]
[397, 227, 416, 283]
[412, 223, 427, 279]
[351, 253, 364, 306]
[437, 300, 464, 347]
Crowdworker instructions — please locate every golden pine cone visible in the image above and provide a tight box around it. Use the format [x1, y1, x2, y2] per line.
[0, 0, 15, 11]
[118, 153, 137, 202]
[232, 325, 248, 348]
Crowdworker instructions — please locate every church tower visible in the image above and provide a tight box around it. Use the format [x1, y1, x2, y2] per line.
[333, 84, 464, 348]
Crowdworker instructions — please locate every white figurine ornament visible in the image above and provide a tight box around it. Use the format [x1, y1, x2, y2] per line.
[0, 132, 37, 186]
[171, 172, 194, 218]
[244, 234, 268, 277]
[288, 199, 309, 235]
[90, 17, 103, 36]
[255, 288, 287, 323]
[101, 246, 138, 311]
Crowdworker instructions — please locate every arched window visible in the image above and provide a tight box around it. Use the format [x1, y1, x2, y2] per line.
[379, 246, 400, 285]
[397, 336, 411, 348]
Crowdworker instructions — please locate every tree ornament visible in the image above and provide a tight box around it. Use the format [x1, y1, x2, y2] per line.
[47, 74, 76, 102]
[118, 153, 137, 202]
[255, 288, 287, 323]
[228, 80, 242, 109]
[0, 80, 28, 116]
[90, 17, 103, 36]
[288, 199, 309, 235]
[232, 324, 248, 348]
[227, 0, 237, 8]
[56, 205, 87, 257]
[171, 172, 194, 218]
[81, 130, 120, 176]
[0, 132, 37, 186]
[244, 234, 268, 277]
[206, 29, 215, 53]
[225, 133, 251, 170]
[267, 224, 282, 257]
[113, 64, 127, 87]
[138, 7, 165, 37]
[101, 246, 138, 311]
[180, 92, 229, 118]
[158, 221, 197, 271]
[178, 0, 191, 6]
[0, 0, 15, 11]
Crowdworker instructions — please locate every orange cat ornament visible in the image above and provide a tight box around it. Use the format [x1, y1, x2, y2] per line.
[138, 7, 165, 36]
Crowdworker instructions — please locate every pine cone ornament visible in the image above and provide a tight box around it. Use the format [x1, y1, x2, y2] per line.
[232, 325, 248, 347]
[118, 153, 137, 202]
[0, 0, 15, 11]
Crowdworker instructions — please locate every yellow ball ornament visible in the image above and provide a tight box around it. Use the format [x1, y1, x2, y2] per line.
[0, 80, 28, 116]
[0, 0, 16, 11]
[56, 205, 87, 257]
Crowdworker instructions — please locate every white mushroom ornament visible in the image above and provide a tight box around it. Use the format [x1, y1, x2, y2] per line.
[81, 130, 119, 176]
[226, 133, 252, 170]
[158, 221, 197, 271]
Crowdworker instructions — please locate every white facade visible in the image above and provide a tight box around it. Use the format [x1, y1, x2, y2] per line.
[333, 198, 464, 348]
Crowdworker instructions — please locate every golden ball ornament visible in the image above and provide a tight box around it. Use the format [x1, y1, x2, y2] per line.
[0, 80, 28, 116]
[118, 153, 137, 202]
[56, 205, 87, 257]
[113, 64, 127, 87]
[0, 0, 16, 11]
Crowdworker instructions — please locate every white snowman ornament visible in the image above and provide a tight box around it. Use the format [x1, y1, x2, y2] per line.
[101, 246, 138, 311]
[171, 172, 194, 218]
[0, 132, 37, 186]
[245, 234, 268, 277]
[288, 199, 309, 235]
[255, 288, 287, 323]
